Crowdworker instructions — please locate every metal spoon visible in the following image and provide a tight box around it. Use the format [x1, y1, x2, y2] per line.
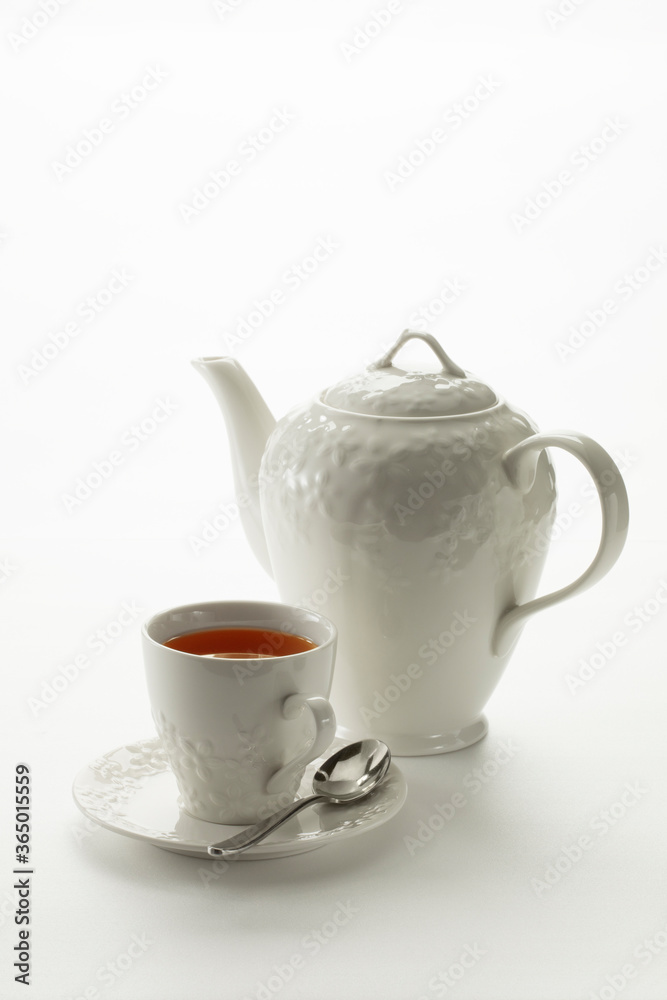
[207, 739, 391, 856]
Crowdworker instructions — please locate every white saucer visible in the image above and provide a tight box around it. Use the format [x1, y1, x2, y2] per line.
[72, 737, 407, 860]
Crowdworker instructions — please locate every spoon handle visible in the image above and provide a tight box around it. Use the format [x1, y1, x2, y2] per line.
[207, 794, 324, 856]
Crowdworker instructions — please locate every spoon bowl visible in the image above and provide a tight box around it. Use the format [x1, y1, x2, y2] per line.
[312, 739, 391, 801]
[208, 739, 391, 856]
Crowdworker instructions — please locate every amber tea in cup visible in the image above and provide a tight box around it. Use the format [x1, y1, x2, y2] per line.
[163, 626, 317, 659]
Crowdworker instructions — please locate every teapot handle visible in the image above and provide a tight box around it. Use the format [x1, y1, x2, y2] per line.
[493, 432, 629, 657]
[373, 330, 466, 378]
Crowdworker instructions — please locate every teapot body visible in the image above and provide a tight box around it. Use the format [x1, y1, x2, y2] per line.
[260, 397, 557, 755]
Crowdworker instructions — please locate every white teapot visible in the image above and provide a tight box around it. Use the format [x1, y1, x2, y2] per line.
[193, 331, 629, 755]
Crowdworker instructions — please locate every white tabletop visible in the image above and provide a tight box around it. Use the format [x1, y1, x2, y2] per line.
[3, 536, 666, 1000]
[2, 3, 666, 996]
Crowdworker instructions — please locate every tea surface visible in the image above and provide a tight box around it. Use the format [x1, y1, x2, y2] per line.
[164, 627, 317, 658]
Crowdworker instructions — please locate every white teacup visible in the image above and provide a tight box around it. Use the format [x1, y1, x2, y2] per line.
[142, 601, 337, 824]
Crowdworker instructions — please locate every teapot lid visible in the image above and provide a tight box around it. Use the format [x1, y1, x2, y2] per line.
[322, 331, 498, 417]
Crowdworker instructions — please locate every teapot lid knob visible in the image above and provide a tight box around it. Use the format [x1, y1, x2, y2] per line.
[321, 330, 498, 417]
[372, 330, 466, 379]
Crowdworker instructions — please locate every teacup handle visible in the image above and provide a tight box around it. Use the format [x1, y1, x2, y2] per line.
[493, 431, 629, 658]
[265, 694, 337, 795]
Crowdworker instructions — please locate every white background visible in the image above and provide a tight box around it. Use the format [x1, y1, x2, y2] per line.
[2, 1, 667, 998]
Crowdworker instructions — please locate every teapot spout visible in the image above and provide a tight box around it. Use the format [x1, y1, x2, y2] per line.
[191, 356, 275, 576]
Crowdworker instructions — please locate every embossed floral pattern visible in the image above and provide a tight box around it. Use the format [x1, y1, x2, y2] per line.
[73, 738, 407, 856]
[75, 771, 142, 820]
[177, 740, 225, 782]
[153, 712, 226, 782]
[262, 403, 531, 550]
[210, 760, 255, 801]
[237, 725, 269, 767]
[151, 711, 313, 823]
[126, 741, 170, 774]
[90, 756, 123, 780]
[261, 401, 556, 583]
